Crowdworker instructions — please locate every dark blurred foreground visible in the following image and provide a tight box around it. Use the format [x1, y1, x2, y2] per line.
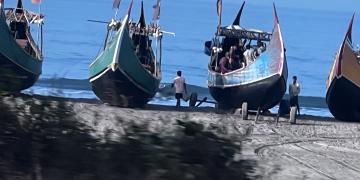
[0, 94, 256, 180]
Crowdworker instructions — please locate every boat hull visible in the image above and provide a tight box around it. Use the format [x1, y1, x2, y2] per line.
[326, 15, 360, 121]
[209, 73, 286, 110]
[0, 6, 42, 92]
[326, 76, 360, 121]
[89, 15, 161, 107]
[91, 67, 159, 107]
[0, 53, 39, 92]
[207, 5, 287, 110]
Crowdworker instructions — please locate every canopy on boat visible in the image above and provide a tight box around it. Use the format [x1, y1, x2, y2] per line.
[4, 8, 44, 24]
[218, 26, 272, 41]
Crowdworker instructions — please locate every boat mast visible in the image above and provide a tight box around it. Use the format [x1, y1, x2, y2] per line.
[215, 0, 222, 70]
[153, 0, 161, 75]
[113, 0, 121, 20]
[103, 0, 121, 50]
[37, 1, 43, 55]
[0, 0, 3, 13]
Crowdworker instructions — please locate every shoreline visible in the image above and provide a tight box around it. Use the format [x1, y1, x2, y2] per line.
[0, 93, 359, 179]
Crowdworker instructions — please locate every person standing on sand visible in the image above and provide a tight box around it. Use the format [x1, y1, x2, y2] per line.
[172, 70, 187, 107]
[289, 76, 301, 115]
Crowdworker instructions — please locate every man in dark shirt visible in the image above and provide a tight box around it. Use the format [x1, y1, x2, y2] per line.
[229, 46, 241, 70]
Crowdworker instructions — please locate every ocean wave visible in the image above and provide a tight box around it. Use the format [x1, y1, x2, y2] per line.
[34, 78, 327, 108]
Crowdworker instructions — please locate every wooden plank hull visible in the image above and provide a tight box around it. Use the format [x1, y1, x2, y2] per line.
[89, 14, 161, 107]
[0, 53, 39, 92]
[326, 77, 360, 121]
[91, 67, 159, 107]
[209, 73, 286, 110]
[326, 15, 360, 121]
[0, 5, 43, 92]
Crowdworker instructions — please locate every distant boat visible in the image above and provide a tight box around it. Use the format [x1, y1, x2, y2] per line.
[326, 14, 360, 121]
[0, 0, 43, 92]
[89, 1, 163, 107]
[206, 2, 287, 111]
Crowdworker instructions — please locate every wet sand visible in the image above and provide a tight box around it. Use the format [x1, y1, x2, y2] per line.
[0, 93, 359, 179]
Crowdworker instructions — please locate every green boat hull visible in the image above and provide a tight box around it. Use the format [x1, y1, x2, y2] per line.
[89, 20, 161, 107]
[0, 8, 42, 92]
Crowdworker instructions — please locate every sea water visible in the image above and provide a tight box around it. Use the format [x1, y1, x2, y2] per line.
[10, 0, 360, 118]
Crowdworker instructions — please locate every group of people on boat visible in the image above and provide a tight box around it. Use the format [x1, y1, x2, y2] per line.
[131, 23, 160, 74]
[217, 38, 266, 74]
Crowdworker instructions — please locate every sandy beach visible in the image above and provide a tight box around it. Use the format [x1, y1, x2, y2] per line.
[0, 93, 359, 180]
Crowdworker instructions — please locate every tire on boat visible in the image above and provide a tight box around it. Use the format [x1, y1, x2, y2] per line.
[290, 106, 297, 124]
[242, 102, 248, 120]
[189, 92, 198, 107]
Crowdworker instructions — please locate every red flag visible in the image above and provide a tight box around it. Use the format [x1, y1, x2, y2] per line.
[152, 0, 160, 21]
[31, 0, 41, 4]
[113, 0, 121, 9]
[217, 0, 222, 17]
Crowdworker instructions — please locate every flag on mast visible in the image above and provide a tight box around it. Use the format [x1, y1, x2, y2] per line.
[217, 0, 222, 17]
[113, 0, 121, 9]
[31, 0, 41, 4]
[217, 0, 222, 26]
[152, 0, 160, 21]
[127, 0, 133, 16]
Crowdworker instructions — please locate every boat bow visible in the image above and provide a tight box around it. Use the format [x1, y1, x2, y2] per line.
[208, 4, 286, 88]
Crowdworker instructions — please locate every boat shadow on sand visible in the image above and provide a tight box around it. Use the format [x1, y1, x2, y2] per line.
[0, 93, 257, 180]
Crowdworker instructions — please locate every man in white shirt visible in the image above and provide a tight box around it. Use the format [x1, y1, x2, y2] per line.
[172, 71, 187, 107]
[243, 45, 254, 66]
[289, 76, 301, 115]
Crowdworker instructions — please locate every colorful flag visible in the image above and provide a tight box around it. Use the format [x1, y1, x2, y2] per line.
[216, 0, 222, 17]
[127, 0, 133, 16]
[31, 0, 41, 4]
[152, 0, 160, 21]
[113, 0, 121, 9]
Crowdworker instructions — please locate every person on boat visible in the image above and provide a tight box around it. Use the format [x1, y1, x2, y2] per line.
[236, 40, 246, 67]
[256, 40, 266, 56]
[243, 44, 255, 65]
[172, 71, 187, 107]
[229, 46, 242, 70]
[219, 52, 231, 74]
[289, 76, 301, 115]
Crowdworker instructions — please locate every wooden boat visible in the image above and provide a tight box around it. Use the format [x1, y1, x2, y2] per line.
[0, 0, 43, 92]
[89, 1, 163, 107]
[326, 14, 360, 121]
[206, 2, 287, 111]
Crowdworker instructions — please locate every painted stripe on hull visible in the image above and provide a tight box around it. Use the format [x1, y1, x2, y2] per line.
[326, 76, 360, 121]
[209, 74, 286, 110]
[91, 67, 159, 107]
[0, 53, 38, 91]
